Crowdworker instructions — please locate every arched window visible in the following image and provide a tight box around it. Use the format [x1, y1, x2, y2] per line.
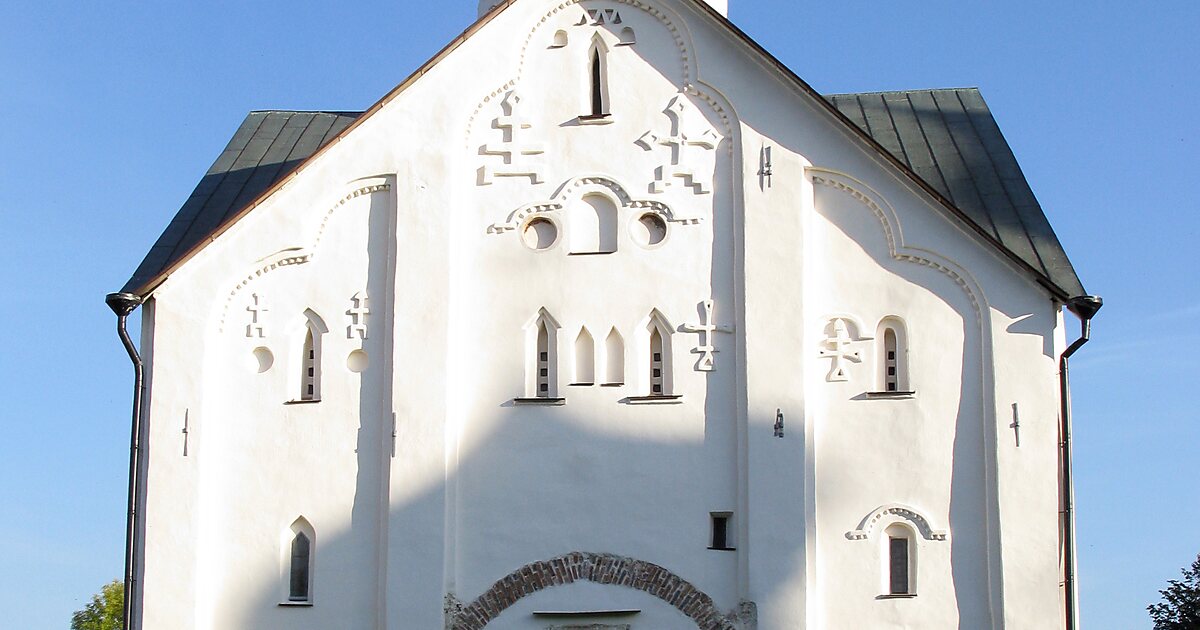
[568, 194, 618, 254]
[604, 327, 625, 385]
[883, 328, 898, 391]
[585, 37, 610, 118]
[538, 320, 552, 395]
[875, 317, 910, 393]
[283, 517, 315, 604]
[650, 328, 665, 395]
[883, 523, 915, 596]
[523, 309, 561, 400]
[574, 327, 595, 385]
[642, 310, 674, 397]
[294, 310, 328, 403]
[290, 532, 312, 601]
[301, 329, 317, 400]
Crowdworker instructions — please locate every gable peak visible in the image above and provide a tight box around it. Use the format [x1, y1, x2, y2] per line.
[477, 0, 727, 18]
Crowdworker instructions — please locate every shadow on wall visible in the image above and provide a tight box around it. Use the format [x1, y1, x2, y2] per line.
[823, 195, 1053, 629]
[225, 414, 775, 629]
[168, 12, 1060, 630]
[219, 151, 767, 628]
[210, 92, 1048, 630]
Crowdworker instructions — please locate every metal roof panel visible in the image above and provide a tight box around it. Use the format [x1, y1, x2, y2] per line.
[826, 88, 1085, 296]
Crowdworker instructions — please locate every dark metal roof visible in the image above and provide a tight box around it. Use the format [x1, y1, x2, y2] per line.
[120, 111, 361, 294]
[123, 90, 1083, 298]
[824, 88, 1084, 296]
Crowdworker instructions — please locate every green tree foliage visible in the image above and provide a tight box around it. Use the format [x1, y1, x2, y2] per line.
[1149, 553, 1200, 630]
[70, 579, 124, 630]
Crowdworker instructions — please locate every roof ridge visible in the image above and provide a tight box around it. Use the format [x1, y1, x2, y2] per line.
[823, 87, 980, 97]
[246, 109, 365, 116]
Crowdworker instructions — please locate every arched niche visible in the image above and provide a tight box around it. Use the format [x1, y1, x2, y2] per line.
[568, 193, 619, 254]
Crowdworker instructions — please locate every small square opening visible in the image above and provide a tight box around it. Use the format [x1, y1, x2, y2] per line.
[709, 513, 734, 550]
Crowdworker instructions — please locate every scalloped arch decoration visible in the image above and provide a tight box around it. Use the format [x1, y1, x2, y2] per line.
[807, 167, 986, 321]
[217, 180, 391, 332]
[488, 174, 701, 234]
[846, 504, 947, 542]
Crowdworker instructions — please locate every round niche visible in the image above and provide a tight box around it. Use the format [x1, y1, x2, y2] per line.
[347, 349, 369, 373]
[252, 347, 274, 373]
[521, 216, 559, 251]
[631, 212, 668, 248]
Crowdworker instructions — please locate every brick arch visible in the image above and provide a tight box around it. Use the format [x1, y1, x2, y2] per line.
[448, 552, 736, 630]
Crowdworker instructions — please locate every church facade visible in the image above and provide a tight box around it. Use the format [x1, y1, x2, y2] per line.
[110, 0, 1096, 628]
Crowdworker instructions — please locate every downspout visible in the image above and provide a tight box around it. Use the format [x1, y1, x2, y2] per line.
[1060, 294, 1102, 630]
[106, 292, 145, 630]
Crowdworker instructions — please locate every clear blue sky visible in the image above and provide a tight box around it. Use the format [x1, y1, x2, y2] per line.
[1, 1, 1195, 628]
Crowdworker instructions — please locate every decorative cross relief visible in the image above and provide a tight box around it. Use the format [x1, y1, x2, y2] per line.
[479, 90, 545, 186]
[818, 318, 862, 382]
[246, 293, 269, 338]
[575, 8, 623, 25]
[680, 299, 733, 371]
[636, 95, 721, 194]
[347, 292, 369, 340]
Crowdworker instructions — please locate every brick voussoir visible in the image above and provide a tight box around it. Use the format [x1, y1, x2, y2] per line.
[451, 552, 734, 629]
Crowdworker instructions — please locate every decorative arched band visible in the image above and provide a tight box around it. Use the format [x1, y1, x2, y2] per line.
[217, 181, 390, 332]
[846, 504, 948, 542]
[488, 175, 701, 234]
[807, 167, 986, 322]
[447, 552, 738, 630]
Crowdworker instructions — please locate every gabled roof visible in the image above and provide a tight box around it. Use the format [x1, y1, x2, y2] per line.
[121, 111, 359, 294]
[121, 1, 1085, 299]
[825, 89, 1084, 297]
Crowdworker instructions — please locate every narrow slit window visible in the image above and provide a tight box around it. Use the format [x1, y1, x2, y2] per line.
[884, 329, 898, 392]
[650, 328, 664, 395]
[289, 531, 311, 602]
[538, 321, 551, 396]
[301, 329, 317, 400]
[591, 49, 604, 115]
[889, 535, 910, 595]
[525, 310, 561, 400]
[585, 38, 610, 119]
[875, 318, 909, 393]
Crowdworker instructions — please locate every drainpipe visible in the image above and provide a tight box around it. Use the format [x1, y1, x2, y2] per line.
[106, 292, 145, 630]
[1060, 294, 1102, 630]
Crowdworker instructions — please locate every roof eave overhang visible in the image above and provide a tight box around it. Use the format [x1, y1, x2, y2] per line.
[680, 1, 1077, 301]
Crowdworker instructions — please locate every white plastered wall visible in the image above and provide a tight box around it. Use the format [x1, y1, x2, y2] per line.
[134, 0, 1071, 628]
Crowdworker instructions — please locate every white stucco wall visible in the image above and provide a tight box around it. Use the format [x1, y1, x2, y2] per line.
[134, 1, 1072, 628]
